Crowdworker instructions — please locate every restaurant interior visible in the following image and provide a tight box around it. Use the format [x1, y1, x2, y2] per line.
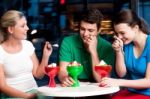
[0, 0, 150, 86]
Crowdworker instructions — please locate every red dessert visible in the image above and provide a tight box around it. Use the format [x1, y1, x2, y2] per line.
[45, 66, 59, 76]
[68, 61, 81, 66]
[94, 65, 112, 78]
[45, 63, 59, 87]
[94, 60, 112, 87]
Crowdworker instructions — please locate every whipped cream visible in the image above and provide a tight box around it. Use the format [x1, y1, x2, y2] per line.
[48, 63, 57, 67]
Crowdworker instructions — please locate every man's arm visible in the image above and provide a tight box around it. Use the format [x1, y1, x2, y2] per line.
[86, 35, 102, 82]
[58, 61, 74, 87]
[90, 51, 102, 82]
[58, 61, 69, 82]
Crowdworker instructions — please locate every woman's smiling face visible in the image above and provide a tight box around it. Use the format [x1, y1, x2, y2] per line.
[114, 23, 136, 45]
[10, 17, 29, 40]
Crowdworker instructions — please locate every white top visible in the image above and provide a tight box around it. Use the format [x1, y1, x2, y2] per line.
[38, 82, 120, 97]
[0, 40, 38, 92]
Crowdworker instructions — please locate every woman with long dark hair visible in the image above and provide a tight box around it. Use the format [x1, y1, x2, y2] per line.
[100, 9, 150, 99]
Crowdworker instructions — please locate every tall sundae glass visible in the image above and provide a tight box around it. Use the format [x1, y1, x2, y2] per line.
[67, 61, 83, 87]
[45, 63, 59, 87]
[94, 60, 112, 87]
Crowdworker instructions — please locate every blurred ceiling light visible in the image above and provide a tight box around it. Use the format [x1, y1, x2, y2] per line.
[52, 44, 59, 47]
[31, 29, 37, 35]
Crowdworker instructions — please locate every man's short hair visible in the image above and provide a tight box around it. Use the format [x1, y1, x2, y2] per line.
[80, 9, 103, 29]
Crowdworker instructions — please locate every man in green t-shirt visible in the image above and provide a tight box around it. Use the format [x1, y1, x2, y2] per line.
[58, 9, 115, 87]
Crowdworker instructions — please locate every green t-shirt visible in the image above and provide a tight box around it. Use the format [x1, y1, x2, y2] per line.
[59, 34, 116, 81]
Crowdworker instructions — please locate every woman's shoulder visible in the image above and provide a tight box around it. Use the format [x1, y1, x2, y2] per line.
[146, 35, 150, 48]
[0, 44, 5, 56]
[22, 40, 34, 51]
[22, 40, 33, 46]
[147, 35, 150, 41]
[22, 40, 35, 55]
[0, 44, 3, 49]
[22, 40, 32, 44]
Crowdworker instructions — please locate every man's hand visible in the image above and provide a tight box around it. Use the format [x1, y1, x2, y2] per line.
[84, 35, 98, 54]
[61, 76, 75, 87]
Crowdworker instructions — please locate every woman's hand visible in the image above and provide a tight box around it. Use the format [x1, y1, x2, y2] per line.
[100, 77, 121, 87]
[43, 41, 52, 58]
[112, 36, 124, 53]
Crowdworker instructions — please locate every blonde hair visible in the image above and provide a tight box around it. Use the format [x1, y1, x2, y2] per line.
[0, 10, 25, 43]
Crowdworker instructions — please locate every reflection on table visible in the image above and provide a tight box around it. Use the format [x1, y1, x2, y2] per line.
[37, 82, 120, 97]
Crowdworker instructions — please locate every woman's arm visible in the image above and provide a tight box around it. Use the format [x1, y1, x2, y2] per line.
[32, 42, 52, 79]
[112, 36, 127, 77]
[115, 51, 126, 77]
[122, 62, 150, 89]
[101, 63, 150, 89]
[0, 64, 36, 98]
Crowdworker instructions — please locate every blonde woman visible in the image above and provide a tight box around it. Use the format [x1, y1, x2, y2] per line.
[0, 10, 52, 98]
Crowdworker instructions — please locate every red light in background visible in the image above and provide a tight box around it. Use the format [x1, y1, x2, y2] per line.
[60, 0, 65, 5]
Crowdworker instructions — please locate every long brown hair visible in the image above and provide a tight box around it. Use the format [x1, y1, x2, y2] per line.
[113, 9, 150, 34]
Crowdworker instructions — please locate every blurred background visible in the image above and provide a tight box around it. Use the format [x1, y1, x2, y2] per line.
[0, 0, 150, 86]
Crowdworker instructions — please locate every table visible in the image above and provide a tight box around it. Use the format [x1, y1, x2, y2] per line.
[37, 82, 120, 97]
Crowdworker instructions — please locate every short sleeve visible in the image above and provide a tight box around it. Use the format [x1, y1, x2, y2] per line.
[59, 37, 72, 62]
[0, 46, 4, 64]
[22, 40, 35, 56]
[147, 37, 150, 62]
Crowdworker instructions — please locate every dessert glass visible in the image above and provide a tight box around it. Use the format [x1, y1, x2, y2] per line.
[45, 66, 59, 87]
[94, 65, 112, 87]
[67, 65, 83, 87]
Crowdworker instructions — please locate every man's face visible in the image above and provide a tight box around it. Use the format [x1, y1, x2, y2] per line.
[80, 21, 99, 44]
